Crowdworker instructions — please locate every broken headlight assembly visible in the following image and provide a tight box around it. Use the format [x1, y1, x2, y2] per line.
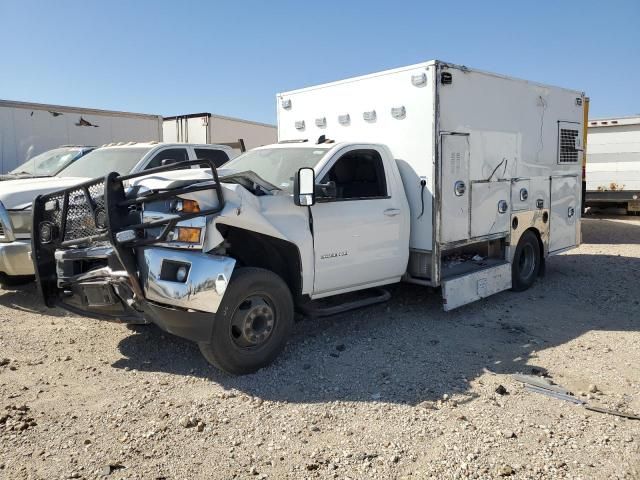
[139, 198, 205, 248]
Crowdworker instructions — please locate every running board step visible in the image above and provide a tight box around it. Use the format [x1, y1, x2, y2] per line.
[442, 262, 511, 311]
[299, 288, 391, 318]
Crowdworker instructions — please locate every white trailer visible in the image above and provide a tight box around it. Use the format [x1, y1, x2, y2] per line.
[585, 116, 640, 213]
[162, 113, 277, 154]
[0, 99, 163, 174]
[33, 61, 586, 374]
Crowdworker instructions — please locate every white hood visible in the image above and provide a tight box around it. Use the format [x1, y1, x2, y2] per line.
[0, 176, 91, 210]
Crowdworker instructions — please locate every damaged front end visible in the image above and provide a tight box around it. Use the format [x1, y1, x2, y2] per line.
[32, 160, 235, 342]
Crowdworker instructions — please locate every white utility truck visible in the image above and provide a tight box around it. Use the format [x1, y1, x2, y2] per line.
[32, 61, 585, 374]
[0, 99, 163, 174]
[162, 112, 277, 154]
[585, 116, 640, 213]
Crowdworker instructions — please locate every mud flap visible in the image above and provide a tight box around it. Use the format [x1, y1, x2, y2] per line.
[442, 262, 511, 311]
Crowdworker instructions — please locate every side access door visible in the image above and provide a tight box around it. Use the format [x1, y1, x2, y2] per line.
[549, 122, 582, 252]
[549, 175, 579, 252]
[310, 147, 409, 297]
[439, 133, 471, 243]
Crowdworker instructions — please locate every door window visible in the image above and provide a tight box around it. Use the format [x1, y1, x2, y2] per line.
[145, 148, 189, 170]
[320, 149, 387, 200]
[194, 148, 230, 168]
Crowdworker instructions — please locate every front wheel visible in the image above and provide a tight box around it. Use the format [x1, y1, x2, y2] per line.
[198, 267, 294, 375]
[511, 230, 541, 292]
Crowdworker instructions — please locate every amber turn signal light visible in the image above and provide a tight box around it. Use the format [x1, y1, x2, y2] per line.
[176, 227, 202, 243]
[179, 199, 200, 213]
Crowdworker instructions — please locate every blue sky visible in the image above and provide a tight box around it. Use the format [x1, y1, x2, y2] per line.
[1, 0, 638, 124]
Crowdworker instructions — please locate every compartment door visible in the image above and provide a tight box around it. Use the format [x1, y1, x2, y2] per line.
[549, 175, 579, 252]
[439, 133, 470, 243]
[470, 181, 511, 238]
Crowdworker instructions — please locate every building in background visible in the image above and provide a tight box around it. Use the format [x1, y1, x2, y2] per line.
[163, 113, 276, 155]
[0, 99, 162, 174]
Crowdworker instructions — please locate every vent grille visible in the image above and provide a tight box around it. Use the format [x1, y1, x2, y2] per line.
[40, 180, 106, 244]
[63, 184, 105, 242]
[559, 128, 579, 163]
[450, 152, 462, 175]
[0, 222, 5, 238]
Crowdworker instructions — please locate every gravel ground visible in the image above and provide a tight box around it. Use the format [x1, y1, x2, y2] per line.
[1, 215, 639, 480]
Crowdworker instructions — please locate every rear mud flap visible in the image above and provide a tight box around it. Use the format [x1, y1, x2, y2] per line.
[442, 262, 511, 311]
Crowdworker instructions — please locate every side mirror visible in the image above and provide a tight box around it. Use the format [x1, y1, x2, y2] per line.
[161, 158, 177, 166]
[294, 167, 316, 206]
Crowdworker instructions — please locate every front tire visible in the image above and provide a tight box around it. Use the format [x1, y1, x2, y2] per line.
[511, 230, 541, 292]
[198, 267, 294, 375]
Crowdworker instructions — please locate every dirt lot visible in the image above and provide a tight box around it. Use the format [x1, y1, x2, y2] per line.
[1, 216, 639, 480]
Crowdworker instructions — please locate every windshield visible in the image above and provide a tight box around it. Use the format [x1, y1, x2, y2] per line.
[57, 147, 153, 178]
[9, 147, 84, 176]
[222, 147, 329, 192]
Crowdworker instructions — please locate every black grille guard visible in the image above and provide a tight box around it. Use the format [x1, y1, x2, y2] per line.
[32, 159, 225, 307]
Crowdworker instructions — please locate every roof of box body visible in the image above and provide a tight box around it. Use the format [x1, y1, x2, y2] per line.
[278, 60, 584, 97]
[588, 116, 640, 128]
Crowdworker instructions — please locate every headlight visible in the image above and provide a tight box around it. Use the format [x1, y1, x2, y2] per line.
[171, 199, 200, 214]
[170, 227, 202, 244]
[9, 209, 32, 235]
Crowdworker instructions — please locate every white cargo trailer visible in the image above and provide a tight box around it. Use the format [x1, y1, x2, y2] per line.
[277, 60, 585, 309]
[0, 99, 163, 174]
[162, 113, 277, 154]
[585, 116, 640, 213]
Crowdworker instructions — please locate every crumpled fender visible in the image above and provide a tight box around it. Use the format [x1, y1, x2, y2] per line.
[180, 183, 314, 294]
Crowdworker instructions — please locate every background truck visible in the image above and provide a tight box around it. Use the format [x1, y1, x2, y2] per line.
[1, 142, 235, 286]
[585, 116, 640, 213]
[162, 112, 277, 155]
[0, 99, 163, 174]
[32, 61, 585, 374]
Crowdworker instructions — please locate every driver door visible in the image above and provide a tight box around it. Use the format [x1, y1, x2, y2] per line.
[310, 147, 408, 296]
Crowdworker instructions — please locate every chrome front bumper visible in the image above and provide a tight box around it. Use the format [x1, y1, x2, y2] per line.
[0, 240, 34, 276]
[53, 246, 235, 334]
[139, 248, 235, 313]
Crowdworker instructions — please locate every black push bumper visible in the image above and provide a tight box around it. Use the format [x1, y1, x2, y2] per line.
[31, 160, 234, 343]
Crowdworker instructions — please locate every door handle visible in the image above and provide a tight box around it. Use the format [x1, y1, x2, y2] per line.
[384, 208, 401, 217]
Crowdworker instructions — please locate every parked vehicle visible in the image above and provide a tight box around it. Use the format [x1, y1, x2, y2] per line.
[0, 142, 235, 286]
[0, 99, 163, 174]
[162, 112, 277, 154]
[0, 145, 96, 181]
[32, 61, 585, 374]
[585, 116, 640, 213]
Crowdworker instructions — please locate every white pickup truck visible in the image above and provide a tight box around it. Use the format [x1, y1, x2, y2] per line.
[0, 142, 234, 286]
[32, 61, 585, 374]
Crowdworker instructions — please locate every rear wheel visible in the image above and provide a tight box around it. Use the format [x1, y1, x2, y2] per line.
[198, 267, 294, 375]
[511, 230, 541, 292]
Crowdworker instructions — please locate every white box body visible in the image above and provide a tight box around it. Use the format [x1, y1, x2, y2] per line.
[278, 61, 584, 265]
